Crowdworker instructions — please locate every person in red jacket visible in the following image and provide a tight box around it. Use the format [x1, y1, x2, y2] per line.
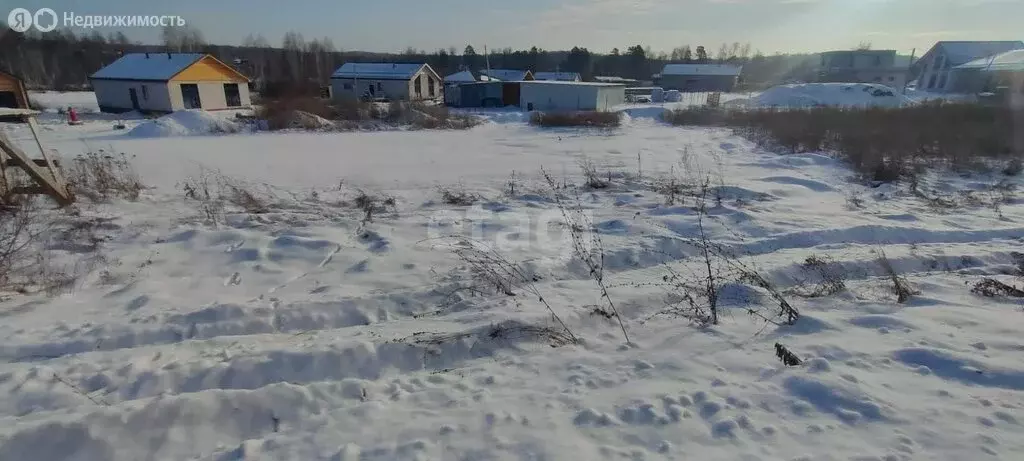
[66, 106, 79, 125]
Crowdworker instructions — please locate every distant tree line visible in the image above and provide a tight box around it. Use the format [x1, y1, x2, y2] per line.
[0, 22, 826, 93]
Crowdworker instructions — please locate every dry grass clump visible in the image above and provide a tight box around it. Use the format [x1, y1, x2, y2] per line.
[67, 151, 144, 201]
[530, 111, 622, 128]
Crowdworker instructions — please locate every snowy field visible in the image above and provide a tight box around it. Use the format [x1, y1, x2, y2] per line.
[1, 101, 1023, 461]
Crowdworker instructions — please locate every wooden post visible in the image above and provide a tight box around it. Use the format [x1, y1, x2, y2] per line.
[26, 117, 67, 189]
[0, 141, 8, 201]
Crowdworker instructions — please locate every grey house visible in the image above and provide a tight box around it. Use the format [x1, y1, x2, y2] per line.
[911, 41, 1024, 92]
[657, 64, 742, 92]
[330, 63, 442, 102]
[817, 50, 908, 88]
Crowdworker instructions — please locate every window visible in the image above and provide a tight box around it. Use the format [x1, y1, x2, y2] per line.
[874, 55, 881, 66]
[927, 75, 937, 89]
[888, 76, 895, 82]
[428, 78, 435, 97]
[141, 85, 148, 100]
[873, 76, 882, 82]
[343, 83, 353, 90]
[223, 83, 241, 107]
[376, 82, 382, 91]
[937, 74, 947, 89]
[414, 75, 422, 97]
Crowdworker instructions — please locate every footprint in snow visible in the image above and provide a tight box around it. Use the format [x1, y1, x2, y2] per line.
[225, 272, 241, 286]
[225, 240, 245, 253]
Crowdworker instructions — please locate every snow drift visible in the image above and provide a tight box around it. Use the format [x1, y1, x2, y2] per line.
[728, 83, 912, 109]
[127, 110, 242, 137]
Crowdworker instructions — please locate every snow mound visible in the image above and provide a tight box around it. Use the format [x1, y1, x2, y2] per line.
[128, 110, 242, 137]
[728, 83, 912, 109]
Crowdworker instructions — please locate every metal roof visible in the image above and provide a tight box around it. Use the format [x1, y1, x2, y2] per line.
[444, 70, 493, 83]
[933, 41, 1024, 66]
[956, 49, 1024, 71]
[534, 72, 581, 81]
[661, 64, 742, 76]
[479, 69, 531, 81]
[594, 76, 640, 83]
[332, 63, 426, 80]
[90, 53, 206, 80]
[520, 80, 623, 87]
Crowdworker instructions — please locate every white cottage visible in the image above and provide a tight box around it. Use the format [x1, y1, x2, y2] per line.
[519, 81, 625, 112]
[330, 63, 443, 102]
[90, 52, 251, 113]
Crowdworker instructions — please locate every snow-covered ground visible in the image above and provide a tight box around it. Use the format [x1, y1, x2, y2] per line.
[1, 103, 1023, 461]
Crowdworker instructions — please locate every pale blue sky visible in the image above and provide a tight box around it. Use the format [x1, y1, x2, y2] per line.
[6, 0, 1022, 54]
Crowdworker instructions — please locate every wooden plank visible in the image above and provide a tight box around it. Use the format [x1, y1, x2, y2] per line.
[5, 158, 61, 168]
[0, 141, 8, 200]
[0, 127, 73, 205]
[27, 117, 68, 189]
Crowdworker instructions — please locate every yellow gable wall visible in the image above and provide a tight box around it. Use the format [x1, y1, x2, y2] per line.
[170, 57, 247, 83]
[0, 73, 29, 108]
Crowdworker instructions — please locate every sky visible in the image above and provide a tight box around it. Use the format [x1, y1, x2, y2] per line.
[4, 0, 1022, 55]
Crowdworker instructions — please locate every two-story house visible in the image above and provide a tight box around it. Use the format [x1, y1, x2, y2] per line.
[817, 50, 908, 89]
[911, 41, 1024, 92]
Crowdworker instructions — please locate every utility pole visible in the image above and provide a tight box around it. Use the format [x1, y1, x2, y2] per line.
[981, 51, 1000, 93]
[901, 48, 915, 95]
[484, 45, 491, 76]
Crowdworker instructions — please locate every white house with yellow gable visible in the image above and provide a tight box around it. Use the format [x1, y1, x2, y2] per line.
[90, 52, 251, 113]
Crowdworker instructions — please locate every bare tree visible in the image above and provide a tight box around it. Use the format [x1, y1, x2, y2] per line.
[161, 24, 205, 51]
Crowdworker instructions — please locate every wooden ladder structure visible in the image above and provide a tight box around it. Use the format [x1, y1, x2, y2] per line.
[0, 110, 74, 206]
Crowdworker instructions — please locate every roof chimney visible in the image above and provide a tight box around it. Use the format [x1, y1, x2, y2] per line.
[145, 52, 149, 58]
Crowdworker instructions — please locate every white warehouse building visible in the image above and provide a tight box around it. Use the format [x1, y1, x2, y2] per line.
[519, 81, 625, 112]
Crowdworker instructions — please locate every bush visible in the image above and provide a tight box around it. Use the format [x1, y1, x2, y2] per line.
[67, 151, 144, 202]
[257, 96, 477, 130]
[1004, 158, 1022, 176]
[665, 103, 1024, 179]
[530, 111, 621, 128]
[438, 183, 478, 206]
[578, 159, 609, 189]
